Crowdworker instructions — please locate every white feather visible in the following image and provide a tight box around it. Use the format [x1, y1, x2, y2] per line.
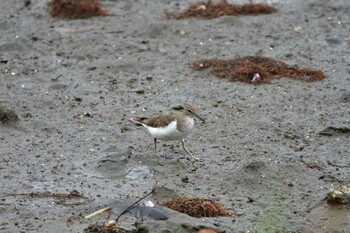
[143, 119, 194, 141]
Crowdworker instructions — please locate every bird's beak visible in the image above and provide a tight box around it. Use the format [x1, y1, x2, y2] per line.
[193, 113, 205, 123]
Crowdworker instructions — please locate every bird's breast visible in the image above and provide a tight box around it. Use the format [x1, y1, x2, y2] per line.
[177, 117, 194, 133]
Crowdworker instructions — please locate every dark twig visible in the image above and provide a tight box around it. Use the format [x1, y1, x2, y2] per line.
[4, 190, 92, 206]
[115, 189, 155, 221]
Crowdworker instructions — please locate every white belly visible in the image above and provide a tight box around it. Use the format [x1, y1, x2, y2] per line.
[144, 120, 193, 141]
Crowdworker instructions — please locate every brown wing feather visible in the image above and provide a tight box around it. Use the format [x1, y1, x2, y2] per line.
[141, 114, 177, 128]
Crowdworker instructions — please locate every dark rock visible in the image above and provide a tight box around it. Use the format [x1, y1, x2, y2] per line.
[0, 103, 19, 123]
[327, 185, 350, 205]
[24, 0, 31, 7]
[181, 176, 189, 183]
[134, 207, 225, 233]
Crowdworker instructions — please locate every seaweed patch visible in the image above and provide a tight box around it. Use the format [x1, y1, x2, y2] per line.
[190, 56, 326, 84]
[49, 0, 112, 19]
[158, 196, 233, 218]
[166, 0, 277, 19]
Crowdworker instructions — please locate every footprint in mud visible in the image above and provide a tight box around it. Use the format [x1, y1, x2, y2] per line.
[125, 165, 152, 179]
[96, 156, 153, 180]
[95, 147, 200, 182]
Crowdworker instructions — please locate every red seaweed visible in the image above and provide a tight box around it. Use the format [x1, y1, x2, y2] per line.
[190, 56, 326, 84]
[166, 0, 277, 19]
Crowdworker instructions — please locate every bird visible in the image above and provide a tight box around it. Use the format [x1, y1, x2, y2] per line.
[130, 104, 205, 161]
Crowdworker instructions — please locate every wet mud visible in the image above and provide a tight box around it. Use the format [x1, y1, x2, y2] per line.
[0, 0, 349, 232]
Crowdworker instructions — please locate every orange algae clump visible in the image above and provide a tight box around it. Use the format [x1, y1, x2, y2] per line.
[159, 196, 232, 218]
[239, 3, 277, 15]
[49, 0, 112, 19]
[166, 0, 277, 19]
[190, 56, 326, 84]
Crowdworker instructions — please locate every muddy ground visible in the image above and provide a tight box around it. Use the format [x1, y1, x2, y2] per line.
[1, 0, 349, 232]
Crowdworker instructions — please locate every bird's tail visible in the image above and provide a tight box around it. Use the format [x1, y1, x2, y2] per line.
[129, 117, 148, 126]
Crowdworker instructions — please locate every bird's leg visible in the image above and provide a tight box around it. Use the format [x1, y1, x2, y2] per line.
[181, 139, 199, 161]
[154, 138, 160, 157]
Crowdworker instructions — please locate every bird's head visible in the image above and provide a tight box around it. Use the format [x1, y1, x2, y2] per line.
[173, 104, 205, 123]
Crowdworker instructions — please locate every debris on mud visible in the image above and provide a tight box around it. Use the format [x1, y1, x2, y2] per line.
[158, 196, 232, 218]
[86, 189, 168, 221]
[190, 56, 326, 84]
[319, 127, 350, 136]
[85, 223, 127, 233]
[5, 190, 91, 206]
[48, 0, 112, 19]
[0, 103, 19, 124]
[166, 0, 277, 19]
[327, 186, 350, 205]
[85, 190, 169, 233]
[85, 203, 169, 221]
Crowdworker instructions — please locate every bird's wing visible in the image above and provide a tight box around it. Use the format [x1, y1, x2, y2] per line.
[143, 114, 177, 128]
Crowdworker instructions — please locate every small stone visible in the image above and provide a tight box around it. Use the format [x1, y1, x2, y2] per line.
[83, 112, 92, 117]
[327, 186, 350, 205]
[87, 66, 97, 71]
[74, 97, 82, 102]
[0, 103, 19, 123]
[247, 196, 255, 202]
[24, 0, 31, 7]
[181, 176, 189, 183]
[105, 219, 117, 227]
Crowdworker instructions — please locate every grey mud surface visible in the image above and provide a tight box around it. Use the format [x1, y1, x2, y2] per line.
[1, 0, 349, 232]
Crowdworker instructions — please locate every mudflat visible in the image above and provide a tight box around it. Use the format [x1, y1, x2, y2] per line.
[1, 0, 349, 232]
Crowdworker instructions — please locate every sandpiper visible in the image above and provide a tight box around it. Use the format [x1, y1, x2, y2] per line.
[130, 104, 205, 161]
